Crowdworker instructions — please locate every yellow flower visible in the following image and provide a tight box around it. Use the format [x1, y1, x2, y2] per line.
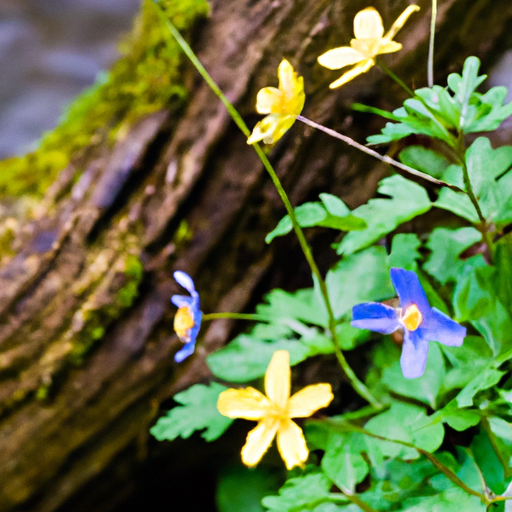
[217, 350, 333, 469]
[317, 5, 419, 88]
[247, 59, 305, 145]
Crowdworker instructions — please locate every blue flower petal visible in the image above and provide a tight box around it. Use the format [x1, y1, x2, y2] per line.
[400, 330, 430, 378]
[390, 268, 430, 313]
[172, 271, 202, 362]
[173, 271, 198, 298]
[171, 294, 194, 308]
[189, 310, 202, 339]
[418, 307, 466, 347]
[174, 340, 197, 363]
[351, 302, 400, 334]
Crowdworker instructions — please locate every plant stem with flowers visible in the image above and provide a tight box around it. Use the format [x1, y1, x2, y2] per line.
[150, 1, 512, 509]
[152, 0, 381, 409]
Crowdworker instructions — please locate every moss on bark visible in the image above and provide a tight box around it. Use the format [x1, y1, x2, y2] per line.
[0, 0, 209, 198]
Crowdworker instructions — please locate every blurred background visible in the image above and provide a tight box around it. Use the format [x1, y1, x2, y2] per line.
[0, 0, 140, 159]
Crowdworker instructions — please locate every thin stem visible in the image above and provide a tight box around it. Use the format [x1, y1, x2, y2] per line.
[456, 135, 494, 262]
[297, 116, 463, 193]
[341, 490, 378, 512]
[202, 313, 269, 322]
[428, 0, 437, 87]
[377, 60, 415, 97]
[151, 0, 381, 408]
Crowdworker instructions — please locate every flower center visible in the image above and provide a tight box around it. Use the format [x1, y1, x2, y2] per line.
[174, 306, 195, 341]
[401, 304, 423, 331]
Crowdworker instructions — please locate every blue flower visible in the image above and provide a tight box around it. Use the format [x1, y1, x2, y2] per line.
[351, 268, 466, 379]
[171, 271, 202, 363]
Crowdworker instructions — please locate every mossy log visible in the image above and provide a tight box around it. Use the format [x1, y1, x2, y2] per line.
[1, 0, 512, 510]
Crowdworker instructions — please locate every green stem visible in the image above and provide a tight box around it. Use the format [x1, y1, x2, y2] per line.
[151, 0, 381, 408]
[456, 135, 494, 262]
[377, 60, 415, 97]
[341, 490, 378, 512]
[428, 0, 437, 87]
[297, 116, 463, 192]
[202, 313, 269, 322]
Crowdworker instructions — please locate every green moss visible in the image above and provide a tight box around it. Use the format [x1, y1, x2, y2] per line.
[0, 0, 209, 198]
[68, 253, 145, 364]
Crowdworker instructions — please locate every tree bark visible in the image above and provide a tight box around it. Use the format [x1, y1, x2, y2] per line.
[1, 0, 512, 510]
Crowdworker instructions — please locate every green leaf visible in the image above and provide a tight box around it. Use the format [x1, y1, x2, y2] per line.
[435, 189, 480, 223]
[424, 227, 482, 284]
[216, 464, 280, 512]
[455, 367, 505, 407]
[472, 426, 507, 494]
[486, 417, 512, 478]
[266, 200, 365, 243]
[256, 288, 327, 327]
[387, 233, 422, 270]
[360, 458, 443, 510]
[319, 193, 350, 217]
[468, 86, 512, 133]
[447, 56, 486, 132]
[334, 321, 370, 351]
[381, 342, 446, 408]
[261, 470, 345, 512]
[150, 382, 232, 442]
[415, 86, 461, 129]
[453, 258, 512, 355]
[401, 487, 485, 511]
[367, 122, 417, 145]
[436, 138, 512, 226]
[438, 408, 481, 432]
[368, 57, 512, 147]
[321, 432, 369, 492]
[365, 402, 444, 461]
[442, 336, 494, 391]
[495, 238, 512, 308]
[206, 335, 311, 383]
[334, 175, 431, 255]
[312, 504, 359, 512]
[399, 146, 451, 178]
[325, 246, 394, 319]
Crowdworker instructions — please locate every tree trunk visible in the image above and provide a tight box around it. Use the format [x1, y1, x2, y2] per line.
[1, 0, 512, 510]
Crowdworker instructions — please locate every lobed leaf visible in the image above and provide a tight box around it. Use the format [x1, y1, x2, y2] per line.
[150, 382, 232, 442]
[334, 176, 431, 255]
[266, 197, 365, 244]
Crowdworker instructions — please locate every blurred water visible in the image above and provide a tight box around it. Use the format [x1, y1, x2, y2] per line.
[0, 0, 140, 158]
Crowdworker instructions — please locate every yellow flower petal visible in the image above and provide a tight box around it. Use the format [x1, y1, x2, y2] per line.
[265, 350, 290, 409]
[287, 383, 334, 418]
[278, 60, 305, 116]
[276, 419, 309, 470]
[329, 59, 374, 89]
[241, 418, 279, 467]
[248, 60, 304, 145]
[255, 86, 283, 115]
[217, 387, 272, 420]
[350, 37, 384, 58]
[317, 46, 366, 70]
[270, 115, 297, 143]
[278, 59, 299, 100]
[247, 114, 294, 145]
[354, 7, 384, 40]
[376, 40, 403, 55]
[385, 5, 420, 41]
